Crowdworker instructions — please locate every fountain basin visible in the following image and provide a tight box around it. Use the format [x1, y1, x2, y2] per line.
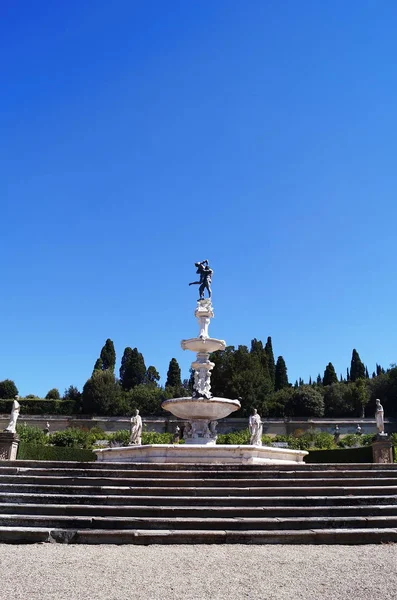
[94, 444, 308, 464]
[161, 397, 241, 420]
[181, 338, 226, 353]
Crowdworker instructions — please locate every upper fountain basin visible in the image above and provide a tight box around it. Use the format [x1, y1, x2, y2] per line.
[161, 396, 241, 420]
[181, 337, 226, 353]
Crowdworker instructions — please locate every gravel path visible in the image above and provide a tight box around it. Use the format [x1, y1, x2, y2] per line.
[1, 544, 396, 600]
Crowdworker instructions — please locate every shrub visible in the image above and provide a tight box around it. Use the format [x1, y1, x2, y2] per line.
[49, 427, 91, 448]
[142, 432, 174, 444]
[306, 446, 373, 463]
[217, 429, 250, 445]
[107, 429, 130, 445]
[0, 399, 77, 415]
[17, 442, 96, 461]
[16, 424, 48, 445]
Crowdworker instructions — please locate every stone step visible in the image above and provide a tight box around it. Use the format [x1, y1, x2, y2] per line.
[1, 492, 396, 506]
[2, 502, 397, 518]
[1, 513, 397, 531]
[4, 460, 397, 471]
[1, 475, 396, 487]
[0, 483, 396, 496]
[0, 526, 397, 544]
[2, 467, 397, 479]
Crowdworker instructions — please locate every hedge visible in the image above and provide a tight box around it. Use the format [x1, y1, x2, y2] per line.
[306, 445, 373, 463]
[0, 399, 77, 415]
[17, 442, 96, 462]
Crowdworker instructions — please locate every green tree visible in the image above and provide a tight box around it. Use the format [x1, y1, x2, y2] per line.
[126, 384, 164, 415]
[45, 388, 60, 400]
[100, 339, 116, 372]
[351, 378, 369, 417]
[92, 358, 103, 374]
[145, 366, 160, 386]
[285, 385, 325, 417]
[323, 382, 356, 417]
[265, 387, 293, 417]
[166, 358, 182, 388]
[0, 379, 18, 399]
[275, 356, 289, 391]
[82, 370, 124, 415]
[119, 347, 146, 390]
[265, 336, 276, 388]
[323, 362, 338, 387]
[350, 349, 365, 382]
[63, 385, 81, 402]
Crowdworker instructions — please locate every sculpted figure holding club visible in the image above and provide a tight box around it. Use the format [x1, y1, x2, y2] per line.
[189, 260, 213, 300]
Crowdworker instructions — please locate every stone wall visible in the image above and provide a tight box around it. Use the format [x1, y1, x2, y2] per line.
[0, 414, 395, 436]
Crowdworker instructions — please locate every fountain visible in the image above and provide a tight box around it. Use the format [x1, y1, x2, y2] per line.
[162, 296, 241, 444]
[94, 261, 307, 464]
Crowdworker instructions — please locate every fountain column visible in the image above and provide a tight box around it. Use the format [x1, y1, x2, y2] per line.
[162, 298, 241, 445]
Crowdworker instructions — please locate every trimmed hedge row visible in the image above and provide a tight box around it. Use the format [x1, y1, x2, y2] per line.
[306, 445, 373, 463]
[17, 442, 96, 462]
[0, 399, 77, 415]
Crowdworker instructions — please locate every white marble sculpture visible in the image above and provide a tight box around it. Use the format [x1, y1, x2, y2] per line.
[375, 399, 385, 435]
[129, 409, 142, 445]
[4, 400, 21, 434]
[249, 409, 263, 446]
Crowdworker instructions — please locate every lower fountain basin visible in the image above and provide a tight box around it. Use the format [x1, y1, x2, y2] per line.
[161, 396, 241, 420]
[94, 444, 308, 465]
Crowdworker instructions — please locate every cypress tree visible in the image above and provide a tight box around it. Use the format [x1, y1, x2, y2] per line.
[275, 356, 289, 391]
[100, 339, 116, 372]
[316, 374, 322, 385]
[308, 376, 312, 386]
[119, 347, 146, 390]
[92, 358, 103, 375]
[265, 337, 276, 388]
[376, 364, 384, 376]
[365, 366, 369, 379]
[166, 358, 182, 388]
[350, 349, 365, 382]
[323, 362, 338, 387]
[346, 368, 350, 382]
[145, 365, 160, 385]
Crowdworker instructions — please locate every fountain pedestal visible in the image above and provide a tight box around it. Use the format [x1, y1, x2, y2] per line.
[161, 298, 241, 441]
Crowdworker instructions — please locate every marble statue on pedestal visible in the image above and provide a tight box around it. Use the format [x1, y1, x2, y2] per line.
[375, 399, 385, 435]
[129, 409, 142, 445]
[173, 426, 181, 444]
[249, 409, 263, 446]
[4, 400, 20, 434]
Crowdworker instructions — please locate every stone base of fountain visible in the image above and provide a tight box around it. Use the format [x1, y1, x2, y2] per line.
[94, 444, 308, 464]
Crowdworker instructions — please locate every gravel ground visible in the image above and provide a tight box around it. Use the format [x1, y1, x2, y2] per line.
[1, 544, 397, 600]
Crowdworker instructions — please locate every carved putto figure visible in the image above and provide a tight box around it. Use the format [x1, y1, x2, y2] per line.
[4, 400, 20, 434]
[249, 409, 263, 446]
[129, 409, 142, 445]
[375, 399, 385, 435]
[189, 260, 213, 300]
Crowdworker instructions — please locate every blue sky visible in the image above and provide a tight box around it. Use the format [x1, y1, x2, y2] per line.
[1, 1, 396, 397]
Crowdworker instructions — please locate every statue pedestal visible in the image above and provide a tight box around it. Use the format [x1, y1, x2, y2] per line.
[372, 436, 394, 464]
[0, 432, 19, 460]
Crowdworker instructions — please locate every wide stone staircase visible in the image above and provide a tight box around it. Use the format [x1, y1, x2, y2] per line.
[0, 460, 397, 544]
